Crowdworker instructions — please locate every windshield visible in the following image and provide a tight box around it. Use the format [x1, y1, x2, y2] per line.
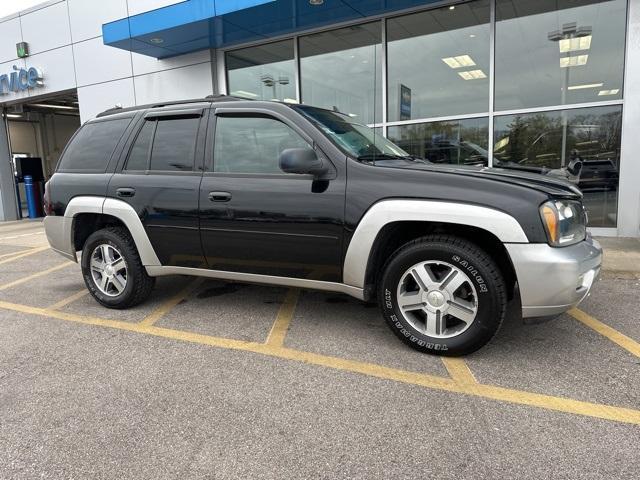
[294, 105, 410, 161]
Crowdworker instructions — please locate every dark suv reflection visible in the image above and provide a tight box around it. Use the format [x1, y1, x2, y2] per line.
[493, 126, 619, 192]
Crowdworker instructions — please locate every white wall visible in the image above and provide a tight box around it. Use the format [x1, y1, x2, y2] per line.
[0, 0, 213, 122]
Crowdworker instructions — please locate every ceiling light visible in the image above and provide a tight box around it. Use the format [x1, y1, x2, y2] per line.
[442, 55, 476, 69]
[560, 55, 588, 68]
[449, 5, 455, 10]
[559, 35, 592, 53]
[230, 90, 259, 98]
[458, 69, 486, 80]
[6, 114, 22, 119]
[598, 89, 620, 96]
[149, 37, 164, 44]
[309, 0, 324, 5]
[28, 103, 78, 110]
[567, 82, 603, 90]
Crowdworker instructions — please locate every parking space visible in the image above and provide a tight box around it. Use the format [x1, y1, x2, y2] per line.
[0, 223, 639, 478]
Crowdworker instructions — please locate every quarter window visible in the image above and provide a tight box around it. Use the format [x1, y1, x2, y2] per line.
[58, 118, 131, 172]
[213, 115, 311, 174]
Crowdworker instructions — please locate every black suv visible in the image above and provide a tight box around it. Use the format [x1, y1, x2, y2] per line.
[43, 96, 602, 356]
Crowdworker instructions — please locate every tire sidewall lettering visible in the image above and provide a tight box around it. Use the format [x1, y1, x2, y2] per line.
[451, 255, 488, 294]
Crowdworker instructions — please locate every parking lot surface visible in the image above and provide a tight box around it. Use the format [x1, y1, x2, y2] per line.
[1, 220, 639, 479]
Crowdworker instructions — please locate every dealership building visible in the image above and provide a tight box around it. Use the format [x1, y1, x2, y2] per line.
[0, 0, 638, 237]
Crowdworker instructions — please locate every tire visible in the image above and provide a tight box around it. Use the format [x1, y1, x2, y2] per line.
[378, 235, 507, 356]
[81, 227, 155, 309]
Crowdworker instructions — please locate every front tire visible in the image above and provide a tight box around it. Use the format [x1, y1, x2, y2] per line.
[81, 227, 155, 309]
[378, 235, 507, 356]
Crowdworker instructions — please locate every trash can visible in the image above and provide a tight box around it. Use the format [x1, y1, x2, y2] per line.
[24, 175, 44, 219]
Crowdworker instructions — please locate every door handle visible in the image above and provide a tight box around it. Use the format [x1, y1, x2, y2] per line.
[116, 188, 136, 198]
[208, 191, 232, 202]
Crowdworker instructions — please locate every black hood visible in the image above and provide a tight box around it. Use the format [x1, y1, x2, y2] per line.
[373, 160, 582, 200]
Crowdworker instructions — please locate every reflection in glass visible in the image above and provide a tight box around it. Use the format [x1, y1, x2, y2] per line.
[495, 0, 627, 110]
[387, 1, 490, 121]
[300, 22, 382, 125]
[387, 118, 489, 166]
[296, 105, 407, 159]
[226, 40, 297, 101]
[493, 105, 622, 227]
[213, 116, 310, 174]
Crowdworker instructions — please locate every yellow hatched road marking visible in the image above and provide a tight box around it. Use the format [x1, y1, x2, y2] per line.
[0, 246, 49, 266]
[0, 261, 74, 291]
[265, 288, 300, 346]
[0, 298, 640, 426]
[45, 288, 90, 311]
[139, 278, 205, 326]
[569, 308, 640, 358]
[441, 357, 478, 384]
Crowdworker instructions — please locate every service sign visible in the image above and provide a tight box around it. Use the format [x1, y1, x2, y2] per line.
[0, 65, 44, 95]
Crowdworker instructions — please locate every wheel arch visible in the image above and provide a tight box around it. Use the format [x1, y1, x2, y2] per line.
[63, 196, 161, 267]
[343, 200, 526, 300]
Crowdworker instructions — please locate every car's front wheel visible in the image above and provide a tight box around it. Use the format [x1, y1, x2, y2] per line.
[81, 227, 155, 309]
[378, 235, 507, 356]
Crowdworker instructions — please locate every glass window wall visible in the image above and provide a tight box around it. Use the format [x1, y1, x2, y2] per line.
[226, 40, 297, 101]
[387, 1, 490, 121]
[495, 0, 627, 110]
[388, 118, 489, 166]
[299, 22, 382, 125]
[494, 105, 622, 227]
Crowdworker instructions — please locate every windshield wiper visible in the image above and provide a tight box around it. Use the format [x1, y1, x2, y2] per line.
[357, 153, 428, 164]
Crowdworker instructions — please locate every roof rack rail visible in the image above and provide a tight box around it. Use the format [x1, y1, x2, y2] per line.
[96, 94, 246, 118]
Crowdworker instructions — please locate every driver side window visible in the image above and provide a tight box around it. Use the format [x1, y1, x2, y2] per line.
[212, 115, 311, 174]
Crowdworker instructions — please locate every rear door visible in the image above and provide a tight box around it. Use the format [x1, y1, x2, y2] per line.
[107, 108, 208, 267]
[199, 107, 346, 281]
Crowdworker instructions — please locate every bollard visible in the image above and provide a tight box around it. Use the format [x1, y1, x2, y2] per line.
[23, 175, 41, 219]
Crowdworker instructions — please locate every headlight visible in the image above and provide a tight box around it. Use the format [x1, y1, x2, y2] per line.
[540, 200, 587, 247]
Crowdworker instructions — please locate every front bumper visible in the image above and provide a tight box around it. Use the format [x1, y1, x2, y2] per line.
[506, 235, 602, 318]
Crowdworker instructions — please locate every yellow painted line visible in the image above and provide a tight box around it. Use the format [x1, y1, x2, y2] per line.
[1, 299, 640, 426]
[265, 288, 300, 347]
[569, 308, 640, 358]
[0, 246, 49, 266]
[0, 261, 74, 291]
[45, 288, 90, 311]
[0, 248, 36, 260]
[139, 278, 204, 327]
[441, 357, 478, 384]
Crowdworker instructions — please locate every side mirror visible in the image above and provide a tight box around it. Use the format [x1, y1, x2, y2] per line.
[279, 148, 327, 177]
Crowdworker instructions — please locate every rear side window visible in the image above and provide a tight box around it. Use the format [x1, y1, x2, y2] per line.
[58, 118, 131, 172]
[123, 116, 200, 172]
[150, 117, 200, 172]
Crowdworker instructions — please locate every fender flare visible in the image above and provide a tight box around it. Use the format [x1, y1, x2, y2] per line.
[342, 199, 529, 289]
[64, 196, 161, 266]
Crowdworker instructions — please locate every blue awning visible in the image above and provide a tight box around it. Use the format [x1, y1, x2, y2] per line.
[103, 0, 441, 58]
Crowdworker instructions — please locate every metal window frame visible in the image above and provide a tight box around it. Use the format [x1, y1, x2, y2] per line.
[215, 0, 629, 231]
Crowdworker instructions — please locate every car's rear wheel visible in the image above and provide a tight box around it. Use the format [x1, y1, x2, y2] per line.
[81, 227, 155, 309]
[378, 235, 507, 356]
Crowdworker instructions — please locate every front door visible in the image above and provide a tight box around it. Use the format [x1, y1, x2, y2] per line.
[199, 110, 345, 282]
[107, 109, 207, 267]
